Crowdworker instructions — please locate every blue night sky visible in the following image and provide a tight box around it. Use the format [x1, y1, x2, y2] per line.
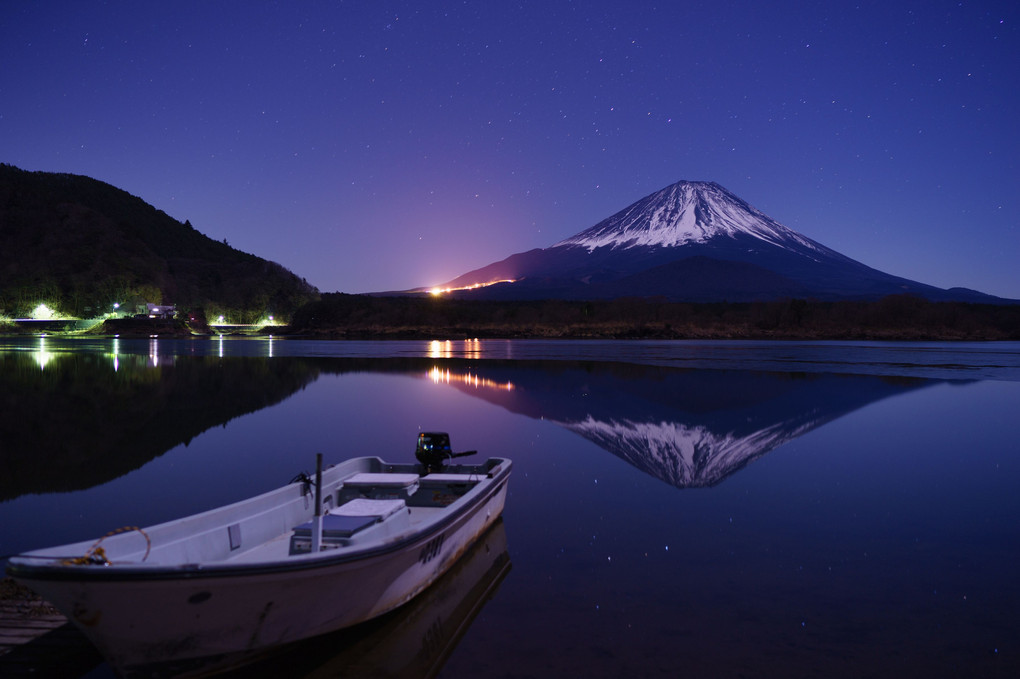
[3, 1, 1018, 297]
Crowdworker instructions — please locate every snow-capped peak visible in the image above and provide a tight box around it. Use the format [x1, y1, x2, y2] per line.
[554, 180, 824, 254]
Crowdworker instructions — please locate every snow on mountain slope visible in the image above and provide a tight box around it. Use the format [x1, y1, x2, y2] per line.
[555, 181, 829, 257]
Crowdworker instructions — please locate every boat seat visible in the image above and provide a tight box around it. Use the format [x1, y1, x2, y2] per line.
[293, 514, 377, 540]
[345, 473, 420, 488]
[342, 472, 420, 498]
[415, 474, 480, 507]
[420, 473, 479, 484]
[290, 498, 408, 553]
[330, 498, 406, 519]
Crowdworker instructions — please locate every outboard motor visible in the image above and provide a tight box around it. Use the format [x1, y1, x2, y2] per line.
[415, 432, 475, 473]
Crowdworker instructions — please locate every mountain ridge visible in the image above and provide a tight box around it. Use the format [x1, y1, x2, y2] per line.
[0, 164, 318, 320]
[423, 180, 1013, 304]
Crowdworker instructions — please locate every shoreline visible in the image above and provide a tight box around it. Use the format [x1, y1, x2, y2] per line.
[2, 325, 1017, 342]
[4, 296, 1020, 342]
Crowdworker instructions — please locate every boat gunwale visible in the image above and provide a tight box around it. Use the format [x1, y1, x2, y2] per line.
[7, 458, 512, 584]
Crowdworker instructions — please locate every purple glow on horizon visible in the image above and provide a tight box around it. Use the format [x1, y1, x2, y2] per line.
[1, 2, 1017, 297]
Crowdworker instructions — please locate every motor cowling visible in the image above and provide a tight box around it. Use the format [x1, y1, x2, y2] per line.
[415, 432, 453, 468]
[415, 432, 475, 472]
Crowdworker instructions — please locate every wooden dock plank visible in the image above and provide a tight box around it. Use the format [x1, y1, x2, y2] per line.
[0, 577, 103, 676]
[1, 580, 68, 652]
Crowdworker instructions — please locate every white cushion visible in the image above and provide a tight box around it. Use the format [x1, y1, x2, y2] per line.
[331, 498, 405, 519]
[421, 474, 479, 483]
[345, 473, 419, 488]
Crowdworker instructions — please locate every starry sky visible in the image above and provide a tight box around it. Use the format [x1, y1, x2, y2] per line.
[3, 1, 1018, 298]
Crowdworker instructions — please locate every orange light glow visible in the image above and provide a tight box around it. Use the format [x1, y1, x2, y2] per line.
[428, 366, 514, 391]
[428, 338, 485, 359]
[429, 340, 448, 358]
[429, 279, 517, 296]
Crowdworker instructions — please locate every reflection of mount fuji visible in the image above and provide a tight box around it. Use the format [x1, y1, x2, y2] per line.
[435, 362, 942, 488]
[1, 351, 946, 498]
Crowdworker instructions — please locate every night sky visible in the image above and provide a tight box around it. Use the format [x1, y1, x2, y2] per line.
[3, 2, 1018, 297]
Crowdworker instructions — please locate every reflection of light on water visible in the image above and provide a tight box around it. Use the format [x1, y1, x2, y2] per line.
[429, 338, 484, 359]
[464, 338, 481, 359]
[218, 334, 224, 358]
[429, 340, 452, 359]
[266, 336, 274, 358]
[111, 337, 120, 372]
[428, 366, 514, 391]
[149, 338, 159, 368]
[33, 336, 53, 370]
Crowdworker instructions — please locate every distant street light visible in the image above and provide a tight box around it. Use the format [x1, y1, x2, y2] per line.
[32, 303, 54, 320]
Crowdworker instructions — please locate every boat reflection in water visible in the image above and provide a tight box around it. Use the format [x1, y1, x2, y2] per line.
[133, 520, 510, 679]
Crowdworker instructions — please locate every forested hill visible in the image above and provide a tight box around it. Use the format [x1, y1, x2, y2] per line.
[0, 163, 318, 321]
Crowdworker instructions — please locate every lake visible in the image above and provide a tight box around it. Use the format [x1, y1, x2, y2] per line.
[2, 336, 1019, 677]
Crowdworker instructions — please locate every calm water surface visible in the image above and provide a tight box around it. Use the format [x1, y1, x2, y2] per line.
[1, 337, 1019, 678]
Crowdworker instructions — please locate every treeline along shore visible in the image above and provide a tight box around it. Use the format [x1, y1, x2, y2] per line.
[4, 293, 1017, 341]
[286, 293, 1020, 341]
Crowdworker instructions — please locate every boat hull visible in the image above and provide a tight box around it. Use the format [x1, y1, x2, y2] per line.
[9, 459, 510, 673]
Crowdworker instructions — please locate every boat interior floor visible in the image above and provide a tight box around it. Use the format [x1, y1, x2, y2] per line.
[225, 504, 448, 564]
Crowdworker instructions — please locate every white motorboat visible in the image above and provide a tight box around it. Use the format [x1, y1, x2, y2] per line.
[7, 433, 511, 674]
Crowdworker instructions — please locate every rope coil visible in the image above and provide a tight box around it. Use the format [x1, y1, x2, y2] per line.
[62, 526, 151, 566]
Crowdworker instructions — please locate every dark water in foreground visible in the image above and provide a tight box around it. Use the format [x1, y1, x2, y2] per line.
[2, 337, 1019, 678]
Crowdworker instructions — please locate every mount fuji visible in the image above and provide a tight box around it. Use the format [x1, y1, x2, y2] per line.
[420, 181, 1004, 303]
